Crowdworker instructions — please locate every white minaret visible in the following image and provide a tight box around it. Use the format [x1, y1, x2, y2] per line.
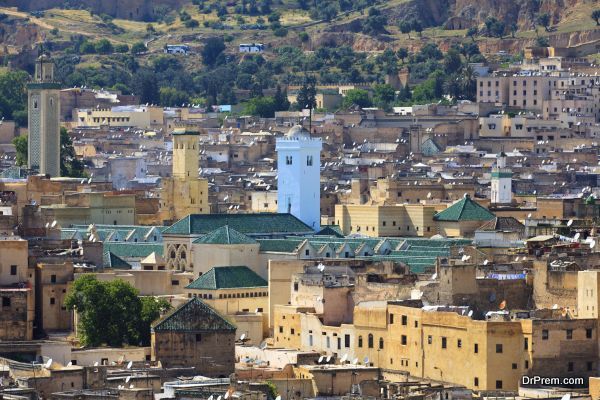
[276, 125, 322, 230]
[491, 152, 512, 204]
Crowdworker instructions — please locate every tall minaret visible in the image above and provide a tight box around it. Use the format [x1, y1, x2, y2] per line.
[27, 54, 61, 177]
[491, 151, 512, 204]
[276, 125, 322, 230]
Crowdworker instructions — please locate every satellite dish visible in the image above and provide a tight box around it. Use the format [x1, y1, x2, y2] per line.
[483, 259, 489, 266]
[275, 396, 282, 400]
[318, 356, 324, 363]
[431, 272, 437, 280]
[240, 333, 246, 341]
[67, 361, 73, 367]
[126, 361, 133, 369]
[44, 358, 53, 369]
[527, 213, 532, 219]
[259, 341, 267, 350]
[317, 263, 325, 272]
[208, 396, 214, 400]
[591, 240, 597, 249]
[217, 396, 222, 400]
[352, 358, 358, 365]
[94, 361, 99, 367]
[125, 376, 131, 383]
[224, 392, 230, 399]
[51, 220, 57, 228]
[129, 384, 134, 389]
[567, 219, 573, 227]
[45, 222, 50, 228]
[561, 394, 571, 400]
[552, 304, 559, 309]
[363, 357, 369, 365]
[340, 353, 348, 363]
[574, 233, 580, 241]
[326, 355, 332, 363]
[467, 310, 473, 317]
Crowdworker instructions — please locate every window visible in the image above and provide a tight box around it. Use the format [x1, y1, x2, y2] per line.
[457, 339, 462, 348]
[401, 315, 407, 326]
[51, 274, 56, 283]
[309, 335, 313, 346]
[10, 265, 17, 275]
[306, 156, 313, 166]
[428, 335, 432, 344]
[442, 337, 447, 349]
[512, 363, 517, 370]
[474, 343, 478, 353]
[368, 334, 374, 348]
[305, 249, 310, 256]
[586, 328, 593, 339]
[326, 336, 330, 348]
[50, 298, 55, 305]
[293, 282, 298, 291]
[524, 338, 528, 350]
[390, 314, 394, 324]
[358, 336, 363, 347]
[542, 330, 549, 340]
[345, 334, 350, 347]
[496, 381, 503, 389]
[525, 360, 529, 369]
[279, 326, 283, 333]
[291, 328, 295, 335]
[379, 338, 384, 349]
[566, 329, 573, 340]
[2, 297, 9, 307]
[496, 344, 503, 353]
[195, 333, 202, 341]
[401, 335, 407, 345]
[474, 377, 479, 387]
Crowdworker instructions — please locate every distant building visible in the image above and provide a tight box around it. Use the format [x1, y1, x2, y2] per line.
[238, 43, 264, 53]
[151, 297, 236, 378]
[164, 45, 190, 55]
[28, 54, 61, 177]
[276, 125, 322, 230]
[491, 152, 512, 204]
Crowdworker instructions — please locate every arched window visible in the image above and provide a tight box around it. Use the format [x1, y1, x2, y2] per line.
[379, 337, 384, 349]
[368, 334, 374, 348]
[358, 336, 363, 348]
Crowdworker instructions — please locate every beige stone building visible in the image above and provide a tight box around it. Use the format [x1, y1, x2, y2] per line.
[159, 128, 209, 224]
[151, 297, 236, 378]
[335, 204, 438, 237]
[35, 261, 73, 333]
[186, 266, 269, 343]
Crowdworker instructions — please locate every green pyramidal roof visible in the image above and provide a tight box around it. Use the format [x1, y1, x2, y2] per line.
[186, 266, 267, 290]
[152, 297, 236, 332]
[434, 195, 495, 222]
[193, 225, 258, 245]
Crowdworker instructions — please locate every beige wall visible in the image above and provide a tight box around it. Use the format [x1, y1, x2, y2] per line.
[0, 238, 28, 285]
[191, 243, 262, 278]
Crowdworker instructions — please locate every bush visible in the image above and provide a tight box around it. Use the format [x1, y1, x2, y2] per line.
[131, 42, 147, 54]
[114, 44, 129, 53]
[273, 26, 288, 37]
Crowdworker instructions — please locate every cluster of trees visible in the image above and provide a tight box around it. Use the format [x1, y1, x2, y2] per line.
[0, 70, 28, 126]
[398, 19, 422, 38]
[12, 128, 86, 177]
[65, 275, 171, 347]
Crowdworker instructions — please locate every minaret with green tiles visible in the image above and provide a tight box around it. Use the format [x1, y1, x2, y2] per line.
[27, 54, 61, 177]
[491, 151, 512, 204]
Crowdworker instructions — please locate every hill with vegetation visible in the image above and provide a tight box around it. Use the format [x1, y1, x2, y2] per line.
[0, 0, 598, 119]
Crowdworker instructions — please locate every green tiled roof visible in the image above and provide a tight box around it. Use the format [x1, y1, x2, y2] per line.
[315, 225, 344, 238]
[192, 226, 258, 245]
[152, 297, 236, 333]
[186, 266, 267, 290]
[103, 252, 133, 269]
[433, 195, 495, 222]
[256, 238, 304, 252]
[103, 243, 164, 258]
[163, 213, 314, 236]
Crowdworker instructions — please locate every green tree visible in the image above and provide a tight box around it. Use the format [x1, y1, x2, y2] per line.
[60, 127, 86, 177]
[201, 37, 226, 66]
[0, 69, 28, 123]
[397, 48, 408, 63]
[244, 96, 277, 117]
[593, 9, 600, 25]
[159, 87, 190, 107]
[114, 44, 129, 53]
[509, 23, 518, 38]
[132, 69, 160, 104]
[12, 135, 27, 167]
[466, 26, 477, 42]
[94, 39, 114, 54]
[138, 297, 172, 346]
[373, 83, 395, 110]
[411, 20, 422, 37]
[537, 13, 551, 32]
[273, 85, 290, 111]
[342, 89, 372, 109]
[65, 275, 170, 347]
[131, 42, 147, 54]
[399, 20, 412, 38]
[296, 75, 317, 110]
[443, 48, 463, 74]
